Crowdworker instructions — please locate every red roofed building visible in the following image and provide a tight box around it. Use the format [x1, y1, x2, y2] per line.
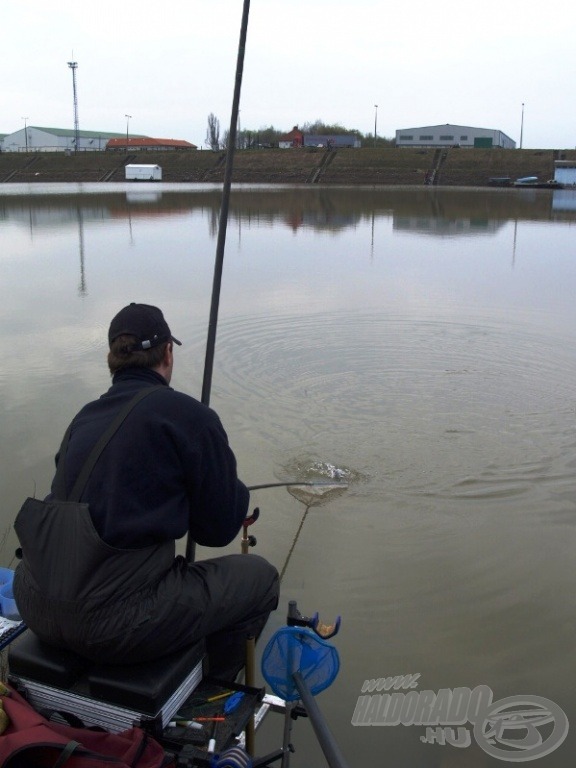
[279, 127, 304, 149]
[106, 137, 197, 151]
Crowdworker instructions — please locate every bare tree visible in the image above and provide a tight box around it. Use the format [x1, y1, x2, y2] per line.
[206, 113, 220, 150]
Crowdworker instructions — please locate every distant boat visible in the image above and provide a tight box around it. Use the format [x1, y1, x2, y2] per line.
[513, 178, 564, 189]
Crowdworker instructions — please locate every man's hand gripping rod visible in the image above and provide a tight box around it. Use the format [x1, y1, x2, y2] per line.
[241, 507, 259, 555]
[241, 480, 348, 558]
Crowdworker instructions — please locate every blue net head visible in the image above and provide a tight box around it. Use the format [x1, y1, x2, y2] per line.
[261, 627, 340, 702]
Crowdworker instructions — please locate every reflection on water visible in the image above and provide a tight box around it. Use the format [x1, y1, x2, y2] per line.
[1, 185, 576, 766]
[552, 189, 576, 211]
[3, 183, 576, 231]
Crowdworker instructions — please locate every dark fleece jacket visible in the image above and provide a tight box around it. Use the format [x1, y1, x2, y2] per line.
[52, 366, 249, 548]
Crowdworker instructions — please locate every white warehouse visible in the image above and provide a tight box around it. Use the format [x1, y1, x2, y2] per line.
[1, 126, 127, 153]
[395, 124, 516, 149]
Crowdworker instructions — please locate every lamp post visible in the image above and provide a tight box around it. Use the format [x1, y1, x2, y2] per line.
[519, 103, 524, 149]
[125, 114, 132, 152]
[22, 117, 29, 151]
[374, 105, 378, 148]
[67, 61, 80, 152]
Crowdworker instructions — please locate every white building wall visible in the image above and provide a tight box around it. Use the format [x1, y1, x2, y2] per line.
[554, 164, 576, 186]
[2, 127, 65, 152]
[1, 127, 115, 152]
[395, 124, 516, 149]
[2, 128, 28, 152]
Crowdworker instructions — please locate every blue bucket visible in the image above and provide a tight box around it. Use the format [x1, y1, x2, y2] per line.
[0, 570, 20, 620]
[0, 567, 14, 588]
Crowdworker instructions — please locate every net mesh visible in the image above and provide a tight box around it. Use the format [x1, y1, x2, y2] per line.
[261, 627, 340, 702]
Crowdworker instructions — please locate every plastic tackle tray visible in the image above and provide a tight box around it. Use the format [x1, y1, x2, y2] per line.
[158, 677, 264, 765]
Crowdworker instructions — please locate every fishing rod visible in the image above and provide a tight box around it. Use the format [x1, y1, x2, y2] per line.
[186, 0, 251, 565]
[183, 3, 348, 761]
[201, 0, 251, 409]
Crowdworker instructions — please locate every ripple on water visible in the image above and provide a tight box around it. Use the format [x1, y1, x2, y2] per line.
[275, 455, 368, 506]
[213, 310, 576, 506]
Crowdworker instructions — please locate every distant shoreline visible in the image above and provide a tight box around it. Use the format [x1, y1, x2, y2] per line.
[1, 147, 574, 187]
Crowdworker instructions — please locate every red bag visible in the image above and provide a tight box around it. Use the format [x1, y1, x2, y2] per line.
[0, 683, 174, 768]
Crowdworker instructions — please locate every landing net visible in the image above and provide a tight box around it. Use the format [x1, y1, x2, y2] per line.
[261, 627, 340, 702]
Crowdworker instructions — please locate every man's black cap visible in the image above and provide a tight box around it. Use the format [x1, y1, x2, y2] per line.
[108, 303, 182, 351]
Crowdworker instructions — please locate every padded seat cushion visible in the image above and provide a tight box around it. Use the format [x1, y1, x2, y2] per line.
[9, 632, 86, 687]
[9, 630, 205, 714]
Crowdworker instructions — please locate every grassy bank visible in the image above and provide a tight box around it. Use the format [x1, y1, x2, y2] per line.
[1, 147, 574, 186]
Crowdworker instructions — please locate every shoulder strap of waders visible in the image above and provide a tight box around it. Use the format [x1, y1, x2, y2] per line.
[53, 386, 164, 503]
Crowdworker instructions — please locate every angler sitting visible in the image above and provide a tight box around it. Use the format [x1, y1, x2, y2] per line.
[14, 303, 279, 681]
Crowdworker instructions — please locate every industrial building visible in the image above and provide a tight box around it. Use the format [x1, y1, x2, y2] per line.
[0, 127, 196, 153]
[0, 126, 128, 152]
[395, 124, 516, 149]
[106, 138, 196, 151]
[279, 126, 360, 149]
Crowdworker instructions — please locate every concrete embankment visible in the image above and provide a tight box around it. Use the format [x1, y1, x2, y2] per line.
[0, 147, 574, 186]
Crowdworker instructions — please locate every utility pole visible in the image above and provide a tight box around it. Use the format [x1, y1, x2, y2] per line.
[374, 105, 378, 147]
[22, 117, 29, 151]
[67, 61, 80, 152]
[125, 114, 132, 153]
[519, 102, 525, 149]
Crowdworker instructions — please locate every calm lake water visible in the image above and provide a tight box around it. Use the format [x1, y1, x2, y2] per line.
[1, 183, 576, 767]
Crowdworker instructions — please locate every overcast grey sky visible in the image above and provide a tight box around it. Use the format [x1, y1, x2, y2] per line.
[4, 0, 574, 149]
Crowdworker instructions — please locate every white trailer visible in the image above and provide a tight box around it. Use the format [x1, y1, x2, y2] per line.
[125, 164, 162, 181]
[554, 161, 576, 186]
